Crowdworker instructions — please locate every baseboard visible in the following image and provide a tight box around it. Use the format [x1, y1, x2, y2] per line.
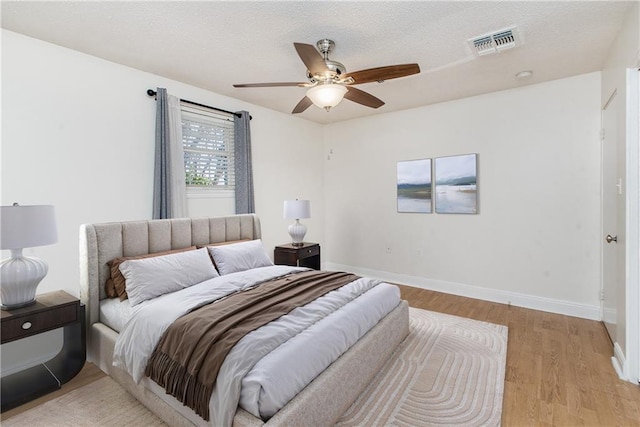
[325, 263, 601, 321]
[611, 341, 627, 381]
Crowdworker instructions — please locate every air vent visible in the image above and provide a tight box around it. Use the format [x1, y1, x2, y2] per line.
[469, 27, 518, 56]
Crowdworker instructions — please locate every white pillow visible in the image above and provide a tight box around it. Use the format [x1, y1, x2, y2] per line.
[120, 248, 218, 306]
[208, 239, 273, 275]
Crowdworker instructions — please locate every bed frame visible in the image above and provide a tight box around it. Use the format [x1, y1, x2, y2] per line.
[79, 214, 409, 426]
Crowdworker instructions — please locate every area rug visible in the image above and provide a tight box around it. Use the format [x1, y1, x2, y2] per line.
[3, 307, 507, 427]
[1, 375, 167, 427]
[336, 307, 507, 427]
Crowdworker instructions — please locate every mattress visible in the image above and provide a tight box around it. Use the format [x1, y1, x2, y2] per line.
[99, 297, 133, 333]
[111, 266, 400, 426]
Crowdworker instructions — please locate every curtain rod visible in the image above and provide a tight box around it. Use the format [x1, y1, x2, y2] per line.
[146, 89, 251, 120]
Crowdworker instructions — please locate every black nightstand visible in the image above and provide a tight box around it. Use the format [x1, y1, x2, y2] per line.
[274, 243, 321, 270]
[0, 290, 86, 412]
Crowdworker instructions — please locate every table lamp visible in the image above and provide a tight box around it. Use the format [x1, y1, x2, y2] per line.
[0, 204, 58, 310]
[283, 200, 310, 247]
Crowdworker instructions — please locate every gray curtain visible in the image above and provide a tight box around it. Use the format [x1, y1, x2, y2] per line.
[234, 111, 255, 214]
[152, 88, 187, 219]
[153, 88, 170, 219]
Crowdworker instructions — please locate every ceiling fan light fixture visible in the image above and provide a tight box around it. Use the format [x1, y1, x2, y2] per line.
[306, 84, 347, 111]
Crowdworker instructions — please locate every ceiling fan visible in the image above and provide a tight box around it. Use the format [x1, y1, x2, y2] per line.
[233, 39, 420, 114]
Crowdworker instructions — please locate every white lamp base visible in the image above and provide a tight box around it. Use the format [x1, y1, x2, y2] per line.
[288, 219, 307, 247]
[0, 249, 48, 310]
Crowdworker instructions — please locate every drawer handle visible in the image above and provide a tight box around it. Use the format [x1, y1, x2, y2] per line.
[22, 321, 32, 330]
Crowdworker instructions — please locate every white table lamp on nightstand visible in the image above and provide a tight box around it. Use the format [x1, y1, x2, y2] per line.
[0, 204, 58, 310]
[283, 199, 310, 247]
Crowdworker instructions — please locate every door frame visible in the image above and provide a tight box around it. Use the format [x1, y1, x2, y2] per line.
[625, 67, 639, 384]
[600, 89, 618, 343]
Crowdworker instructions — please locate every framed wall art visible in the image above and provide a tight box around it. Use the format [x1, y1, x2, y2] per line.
[434, 153, 478, 214]
[397, 158, 432, 213]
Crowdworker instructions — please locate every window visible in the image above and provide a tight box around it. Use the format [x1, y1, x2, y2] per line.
[181, 103, 235, 191]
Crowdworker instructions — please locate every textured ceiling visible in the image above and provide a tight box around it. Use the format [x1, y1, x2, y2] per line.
[1, 1, 633, 124]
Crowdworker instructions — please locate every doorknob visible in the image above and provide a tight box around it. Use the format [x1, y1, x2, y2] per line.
[606, 234, 618, 243]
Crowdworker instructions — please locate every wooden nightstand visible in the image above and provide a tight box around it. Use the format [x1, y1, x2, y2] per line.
[0, 290, 86, 412]
[274, 243, 321, 270]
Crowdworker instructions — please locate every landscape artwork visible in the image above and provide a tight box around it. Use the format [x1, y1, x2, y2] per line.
[434, 154, 478, 214]
[397, 158, 432, 213]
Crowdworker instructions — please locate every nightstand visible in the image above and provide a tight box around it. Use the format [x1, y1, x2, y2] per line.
[1, 290, 86, 412]
[274, 242, 321, 270]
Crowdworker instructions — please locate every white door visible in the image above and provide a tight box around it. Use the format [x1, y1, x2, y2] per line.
[602, 90, 620, 343]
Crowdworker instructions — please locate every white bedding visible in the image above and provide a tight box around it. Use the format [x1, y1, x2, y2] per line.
[112, 266, 400, 427]
[238, 281, 399, 420]
[99, 297, 133, 333]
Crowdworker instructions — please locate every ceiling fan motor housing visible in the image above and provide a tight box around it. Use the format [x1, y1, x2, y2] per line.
[308, 60, 346, 83]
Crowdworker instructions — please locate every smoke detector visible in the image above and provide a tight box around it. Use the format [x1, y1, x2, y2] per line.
[469, 27, 519, 56]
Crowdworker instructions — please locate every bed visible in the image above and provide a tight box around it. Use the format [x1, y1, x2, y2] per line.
[79, 214, 409, 426]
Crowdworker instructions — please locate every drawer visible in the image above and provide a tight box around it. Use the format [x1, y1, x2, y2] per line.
[274, 250, 298, 266]
[1, 303, 77, 343]
[298, 245, 320, 258]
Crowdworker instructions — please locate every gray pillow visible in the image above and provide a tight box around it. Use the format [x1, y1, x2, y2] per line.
[208, 239, 273, 275]
[120, 248, 218, 306]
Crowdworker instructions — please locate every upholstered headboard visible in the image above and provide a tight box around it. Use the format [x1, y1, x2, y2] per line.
[79, 214, 261, 327]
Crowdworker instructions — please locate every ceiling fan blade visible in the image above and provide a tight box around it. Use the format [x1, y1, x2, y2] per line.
[233, 82, 308, 88]
[344, 86, 385, 109]
[292, 96, 313, 114]
[345, 64, 420, 84]
[294, 42, 329, 75]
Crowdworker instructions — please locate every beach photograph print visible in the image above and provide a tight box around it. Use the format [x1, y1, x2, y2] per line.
[434, 154, 478, 214]
[397, 158, 432, 213]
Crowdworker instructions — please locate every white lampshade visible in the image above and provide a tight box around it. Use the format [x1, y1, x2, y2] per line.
[0, 204, 58, 309]
[283, 200, 310, 247]
[283, 200, 311, 219]
[306, 85, 347, 111]
[1, 205, 58, 249]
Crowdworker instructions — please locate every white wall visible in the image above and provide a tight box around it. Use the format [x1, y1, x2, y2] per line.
[600, 1, 639, 383]
[1, 30, 324, 374]
[323, 72, 603, 319]
[1, 29, 324, 300]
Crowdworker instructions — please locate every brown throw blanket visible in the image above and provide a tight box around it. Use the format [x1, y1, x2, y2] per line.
[145, 270, 359, 420]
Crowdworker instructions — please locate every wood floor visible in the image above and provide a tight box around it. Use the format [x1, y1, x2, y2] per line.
[399, 285, 640, 426]
[3, 285, 639, 426]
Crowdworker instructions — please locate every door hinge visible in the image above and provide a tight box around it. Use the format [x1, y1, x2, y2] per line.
[600, 129, 605, 140]
[599, 289, 605, 301]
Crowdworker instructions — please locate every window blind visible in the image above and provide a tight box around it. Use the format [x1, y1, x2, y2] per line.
[181, 103, 235, 189]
